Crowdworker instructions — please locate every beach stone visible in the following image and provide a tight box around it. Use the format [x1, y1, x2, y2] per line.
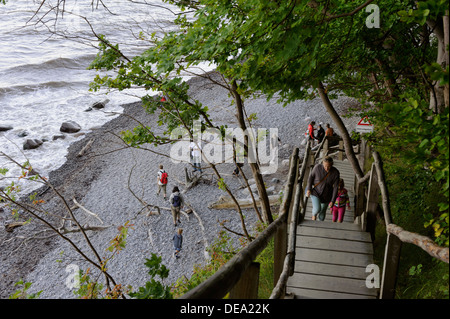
[60, 121, 81, 133]
[92, 99, 110, 109]
[23, 139, 43, 150]
[281, 159, 290, 167]
[271, 178, 280, 183]
[17, 130, 29, 137]
[52, 135, 66, 141]
[0, 124, 13, 132]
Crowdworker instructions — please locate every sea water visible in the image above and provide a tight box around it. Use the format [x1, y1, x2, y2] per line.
[0, 0, 213, 194]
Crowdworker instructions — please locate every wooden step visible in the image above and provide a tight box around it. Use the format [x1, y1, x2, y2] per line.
[297, 225, 372, 242]
[286, 287, 376, 299]
[300, 219, 361, 231]
[295, 247, 373, 267]
[296, 235, 373, 255]
[287, 273, 377, 297]
[293, 260, 370, 280]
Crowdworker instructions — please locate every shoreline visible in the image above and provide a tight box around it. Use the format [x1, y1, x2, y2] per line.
[0, 73, 359, 298]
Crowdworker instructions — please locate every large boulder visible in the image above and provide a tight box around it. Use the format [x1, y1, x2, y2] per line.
[91, 99, 110, 109]
[23, 139, 43, 150]
[60, 121, 81, 133]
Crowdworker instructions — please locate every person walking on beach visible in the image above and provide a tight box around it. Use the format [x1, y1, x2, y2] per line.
[330, 178, 351, 223]
[189, 140, 202, 173]
[157, 165, 168, 199]
[169, 186, 184, 227]
[173, 228, 183, 259]
[305, 156, 340, 221]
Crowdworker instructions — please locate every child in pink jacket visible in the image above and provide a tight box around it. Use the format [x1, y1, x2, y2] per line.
[331, 179, 350, 223]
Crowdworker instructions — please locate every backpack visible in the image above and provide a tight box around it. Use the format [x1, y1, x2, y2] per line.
[160, 171, 168, 185]
[172, 194, 181, 207]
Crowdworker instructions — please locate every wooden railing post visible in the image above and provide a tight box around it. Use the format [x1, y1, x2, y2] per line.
[365, 163, 378, 241]
[274, 147, 299, 289]
[273, 221, 287, 288]
[321, 137, 329, 158]
[354, 180, 366, 223]
[338, 140, 344, 160]
[380, 232, 402, 299]
[229, 262, 260, 299]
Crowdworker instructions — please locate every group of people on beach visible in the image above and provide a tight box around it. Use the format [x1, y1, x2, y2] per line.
[156, 164, 185, 259]
[156, 138, 202, 259]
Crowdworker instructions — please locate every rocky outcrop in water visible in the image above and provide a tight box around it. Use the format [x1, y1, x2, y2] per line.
[23, 138, 43, 150]
[60, 121, 81, 133]
[0, 124, 13, 132]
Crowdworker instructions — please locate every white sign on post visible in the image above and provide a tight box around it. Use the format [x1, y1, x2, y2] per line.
[356, 116, 374, 133]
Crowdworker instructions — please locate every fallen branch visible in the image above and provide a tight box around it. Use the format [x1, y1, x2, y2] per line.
[209, 195, 280, 210]
[185, 201, 209, 260]
[158, 206, 190, 221]
[77, 138, 95, 157]
[72, 198, 104, 224]
[5, 221, 28, 232]
[60, 224, 112, 234]
[219, 220, 255, 240]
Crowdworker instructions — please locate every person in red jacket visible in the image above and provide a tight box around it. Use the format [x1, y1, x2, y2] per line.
[306, 121, 318, 146]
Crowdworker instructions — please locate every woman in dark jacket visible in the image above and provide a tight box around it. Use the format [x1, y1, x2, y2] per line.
[305, 156, 340, 221]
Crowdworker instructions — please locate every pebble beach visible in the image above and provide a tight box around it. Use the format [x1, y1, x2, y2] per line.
[0, 72, 360, 299]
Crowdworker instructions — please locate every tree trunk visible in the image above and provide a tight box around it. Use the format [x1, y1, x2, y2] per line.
[427, 15, 449, 113]
[317, 82, 364, 179]
[231, 81, 273, 224]
[443, 13, 449, 109]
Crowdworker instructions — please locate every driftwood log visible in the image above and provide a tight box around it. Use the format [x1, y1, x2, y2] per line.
[5, 221, 27, 232]
[77, 138, 95, 157]
[209, 194, 281, 210]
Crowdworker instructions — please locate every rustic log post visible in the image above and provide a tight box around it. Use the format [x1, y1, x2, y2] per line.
[354, 180, 366, 221]
[273, 221, 287, 289]
[365, 163, 379, 241]
[229, 262, 260, 299]
[338, 140, 344, 160]
[321, 137, 329, 158]
[300, 145, 312, 219]
[274, 148, 300, 286]
[380, 231, 402, 299]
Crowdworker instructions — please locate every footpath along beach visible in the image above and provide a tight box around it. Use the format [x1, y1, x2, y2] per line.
[0, 73, 360, 298]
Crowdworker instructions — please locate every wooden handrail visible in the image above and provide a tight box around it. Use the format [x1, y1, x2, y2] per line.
[386, 224, 449, 263]
[355, 148, 449, 298]
[371, 151, 449, 263]
[372, 151, 393, 225]
[179, 147, 300, 299]
[270, 141, 312, 298]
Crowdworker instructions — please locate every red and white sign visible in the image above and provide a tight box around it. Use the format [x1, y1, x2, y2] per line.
[356, 116, 374, 133]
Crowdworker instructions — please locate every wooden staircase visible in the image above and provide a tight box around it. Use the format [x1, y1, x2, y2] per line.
[286, 160, 378, 299]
